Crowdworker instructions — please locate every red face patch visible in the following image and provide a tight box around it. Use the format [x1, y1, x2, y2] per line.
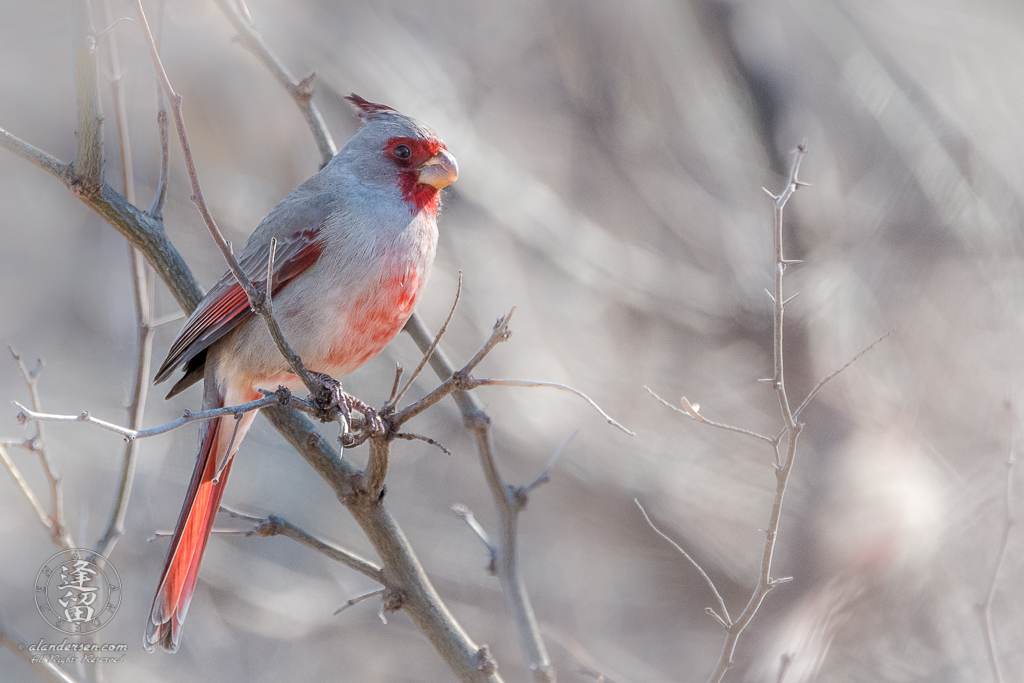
[385, 136, 444, 215]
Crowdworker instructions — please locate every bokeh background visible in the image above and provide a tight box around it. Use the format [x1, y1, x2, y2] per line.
[2, 0, 1023, 681]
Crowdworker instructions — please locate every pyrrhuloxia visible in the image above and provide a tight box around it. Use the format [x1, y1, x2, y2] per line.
[144, 94, 458, 653]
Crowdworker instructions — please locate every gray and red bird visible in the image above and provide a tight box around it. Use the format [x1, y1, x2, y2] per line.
[144, 95, 457, 653]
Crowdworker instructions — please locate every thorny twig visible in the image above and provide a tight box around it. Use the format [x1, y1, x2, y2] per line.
[635, 499, 730, 628]
[701, 144, 809, 683]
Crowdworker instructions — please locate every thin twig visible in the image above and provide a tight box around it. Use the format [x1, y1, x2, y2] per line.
[792, 329, 894, 419]
[334, 588, 386, 615]
[150, 311, 184, 328]
[540, 623, 634, 683]
[523, 431, 576, 496]
[635, 499, 730, 626]
[472, 379, 632, 436]
[390, 272, 462, 409]
[978, 407, 1015, 683]
[0, 444, 53, 536]
[391, 309, 516, 428]
[644, 387, 775, 444]
[388, 364, 404, 404]
[8, 348, 73, 548]
[15, 390, 293, 442]
[148, 0, 169, 220]
[452, 504, 498, 575]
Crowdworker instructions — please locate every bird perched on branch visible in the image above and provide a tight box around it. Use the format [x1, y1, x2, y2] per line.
[144, 94, 458, 653]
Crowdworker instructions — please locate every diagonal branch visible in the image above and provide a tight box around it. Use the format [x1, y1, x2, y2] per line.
[212, 0, 337, 167]
[219, 506, 383, 582]
[793, 329, 894, 419]
[390, 272, 462, 409]
[635, 499, 730, 627]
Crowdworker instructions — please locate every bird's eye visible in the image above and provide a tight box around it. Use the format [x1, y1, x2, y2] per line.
[393, 145, 411, 160]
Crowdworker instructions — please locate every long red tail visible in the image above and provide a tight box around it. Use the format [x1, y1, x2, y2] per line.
[145, 412, 234, 653]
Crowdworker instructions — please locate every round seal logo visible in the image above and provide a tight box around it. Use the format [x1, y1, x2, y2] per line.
[35, 549, 121, 634]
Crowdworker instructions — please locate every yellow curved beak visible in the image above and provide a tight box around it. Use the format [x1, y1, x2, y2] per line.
[417, 148, 458, 190]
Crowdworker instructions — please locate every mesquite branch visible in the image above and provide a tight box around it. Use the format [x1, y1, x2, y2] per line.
[645, 146, 876, 683]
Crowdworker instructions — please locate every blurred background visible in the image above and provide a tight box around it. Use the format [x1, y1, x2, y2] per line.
[2, 0, 1023, 681]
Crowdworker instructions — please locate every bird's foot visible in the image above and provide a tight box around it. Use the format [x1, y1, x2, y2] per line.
[309, 371, 346, 424]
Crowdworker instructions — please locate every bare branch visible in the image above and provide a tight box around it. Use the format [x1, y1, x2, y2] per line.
[212, 0, 337, 166]
[219, 506, 384, 582]
[390, 272, 462, 409]
[0, 126, 72, 181]
[793, 329, 894, 419]
[540, 623, 634, 683]
[8, 348, 73, 549]
[148, 0, 170, 220]
[523, 431, 576, 496]
[15, 390, 292, 442]
[635, 499, 731, 627]
[644, 387, 775, 444]
[388, 364, 404, 404]
[150, 310, 184, 328]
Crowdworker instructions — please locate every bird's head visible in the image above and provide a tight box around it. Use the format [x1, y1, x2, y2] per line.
[340, 94, 458, 216]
